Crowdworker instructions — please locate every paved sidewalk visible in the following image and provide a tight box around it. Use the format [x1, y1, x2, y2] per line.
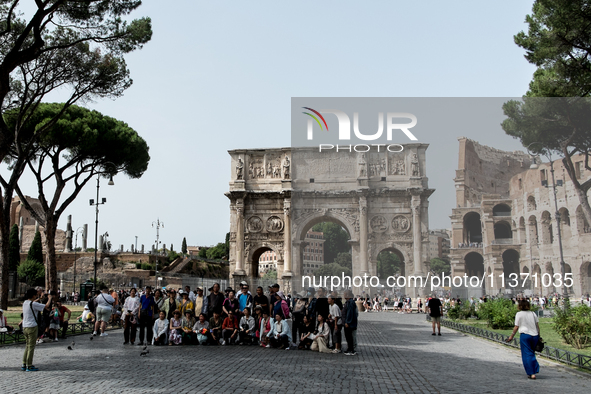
[0, 313, 589, 393]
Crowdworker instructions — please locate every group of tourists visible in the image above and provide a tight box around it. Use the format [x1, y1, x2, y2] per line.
[85, 281, 359, 356]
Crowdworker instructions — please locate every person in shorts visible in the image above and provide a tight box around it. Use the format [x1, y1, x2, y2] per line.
[93, 287, 115, 337]
[427, 295, 443, 336]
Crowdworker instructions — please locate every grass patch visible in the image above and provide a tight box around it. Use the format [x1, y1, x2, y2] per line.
[458, 318, 591, 358]
[3, 305, 86, 326]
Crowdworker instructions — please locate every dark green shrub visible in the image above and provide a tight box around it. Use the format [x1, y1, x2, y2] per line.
[477, 298, 517, 329]
[141, 263, 152, 270]
[553, 304, 591, 349]
[135, 263, 142, 269]
[17, 259, 45, 286]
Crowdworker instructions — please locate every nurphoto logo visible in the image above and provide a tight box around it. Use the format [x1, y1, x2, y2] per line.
[302, 107, 418, 152]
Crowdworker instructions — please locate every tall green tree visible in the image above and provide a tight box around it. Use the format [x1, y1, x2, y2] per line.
[504, 0, 591, 225]
[8, 223, 19, 270]
[430, 258, 451, 276]
[27, 230, 43, 264]
[181, 237, 187, 254]
[17, 259, 44, 287]
[0, 1, 152, 308]
[311, 222, 350, 264]
[9, 103, 150, 292]
[377, 250, 402, 278]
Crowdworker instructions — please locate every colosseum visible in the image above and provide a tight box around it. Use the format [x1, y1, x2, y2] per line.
[450, 137, 591, 299]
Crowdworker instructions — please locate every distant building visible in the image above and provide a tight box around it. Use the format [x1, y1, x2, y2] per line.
[429, 229, 451, 260]
[259, 230, 325, 277]
[187, 246, 201, 256]
[302, 231, 325, 276]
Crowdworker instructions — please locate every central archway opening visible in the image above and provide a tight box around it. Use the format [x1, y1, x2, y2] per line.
[297, 218, 352, 281]
[377, 248, 405, 278]
[254, 246, 275, 280]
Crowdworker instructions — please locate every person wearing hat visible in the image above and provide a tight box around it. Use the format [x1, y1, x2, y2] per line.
[181, 310, 196, 345]
[237, 282, 253, 317]
[75, 305, 92, 323]
[178, 290, 194, 318]
[272, 291, 290, 320]
[0, 308, 13, 332]
[194, 287, 208, 317]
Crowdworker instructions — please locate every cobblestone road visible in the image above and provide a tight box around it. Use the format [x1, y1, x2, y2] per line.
[0, 312, 589, 393]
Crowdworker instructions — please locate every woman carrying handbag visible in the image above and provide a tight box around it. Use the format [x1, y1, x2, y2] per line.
[506, 299, 541, 379]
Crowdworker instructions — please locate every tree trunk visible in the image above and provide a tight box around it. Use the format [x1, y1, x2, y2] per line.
[45, 216, 58, 292]
[0, 199, 10, 309]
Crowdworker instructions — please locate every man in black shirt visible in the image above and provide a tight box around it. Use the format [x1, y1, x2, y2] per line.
[207, 283, 225, 318]
[427, 295, 443, 336]
[253, 286, 269, 313]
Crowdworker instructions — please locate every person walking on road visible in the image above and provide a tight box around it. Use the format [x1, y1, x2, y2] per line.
[506, 299, 541, 380]
[427, 294, 443, 336]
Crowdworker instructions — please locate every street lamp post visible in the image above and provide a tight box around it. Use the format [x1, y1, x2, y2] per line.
[152, 219, 164, 289]
[90, 174, 114, 291]
[527, 143, 568, 299]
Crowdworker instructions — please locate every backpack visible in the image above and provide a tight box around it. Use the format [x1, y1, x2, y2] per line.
[293, 299, 307, 314]
[87, 297, 96, 314]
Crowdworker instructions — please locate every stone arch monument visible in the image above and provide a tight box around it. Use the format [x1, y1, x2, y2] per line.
[226, 145, 434, 296]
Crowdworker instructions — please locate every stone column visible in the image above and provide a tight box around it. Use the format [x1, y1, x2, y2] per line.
[234, 199, 246, 276]
[359, 195, 369, 275]
[98, 235, 104, 251]
[282, 199, 292, 278]
[65, 215, 73, 252]
[19, 217, 24, 252]
[411, 193, 422, 275]
[82, 224, 88, 252]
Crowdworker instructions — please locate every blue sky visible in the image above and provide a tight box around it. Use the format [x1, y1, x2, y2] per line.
[12, 1, 537, 250]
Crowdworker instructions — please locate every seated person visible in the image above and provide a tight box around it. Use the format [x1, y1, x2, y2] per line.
[192, 313, 210, 345]
[221, 310, 239, 345]
[0, 308, 14, 332]
[181, 310, 196, 345]
[258, 310, 273, 347]
[209, 311, 223, 345]
[298, 315, 314, 350]
[169, 310, 183, 346]
[267, 313, 291, 349]
[238, 307, 256, 345]
[310, 314, 331, 353]
[152, 311, 168, 346]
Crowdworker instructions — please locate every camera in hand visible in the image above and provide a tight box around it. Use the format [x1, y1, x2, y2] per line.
[48, 290, 57, 296]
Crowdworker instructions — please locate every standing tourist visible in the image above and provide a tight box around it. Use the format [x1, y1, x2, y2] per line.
[223, 290, 240, 317]
[93, 287, 115, 337]
[22, 288, 53, 371]
[328, 295, 342, 353]
[506, 299, 541, 379]
[207, 283, 225, 318]
[138, 286, 155, 345]
[161, 289, 177, 320]
[194, 287, 207, 316]
[253, 286, 269, 312]
[122, 288, 140, 345]
[427, 294, 443, 336]
[342, 289, 358, 356]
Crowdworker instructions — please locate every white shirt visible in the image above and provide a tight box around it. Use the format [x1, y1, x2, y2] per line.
[96, 292, 115, 309]
[23, 300, 45, 328]
[329, 304, 341, 325]
[515, 311, 539, 336]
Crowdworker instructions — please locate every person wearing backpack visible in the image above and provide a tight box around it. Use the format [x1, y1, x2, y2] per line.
[291, 293, 308, 343]
[272, 291, 290, 321]
[22, 288, 54, 371]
